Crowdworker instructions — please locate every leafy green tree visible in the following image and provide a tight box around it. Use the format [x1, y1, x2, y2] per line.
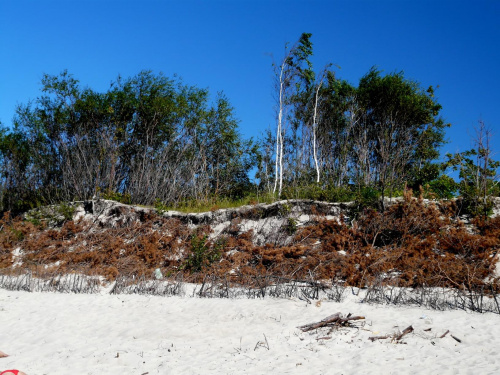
[314, 75, 358, 187]
[0, 71, 257, 210]
[0, 124, 36, 211]
[446, 121, 499, 217]
[356, 68, 447, 206]
[203, 93, 257, 199]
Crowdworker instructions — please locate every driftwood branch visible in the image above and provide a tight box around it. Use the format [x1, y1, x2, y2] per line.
[368, 335, 390, 342]
[369, 325, 413, 342]
[439, 330, 450, 338]
[395, 325, 414, 341]
[298, 312, 365, 332]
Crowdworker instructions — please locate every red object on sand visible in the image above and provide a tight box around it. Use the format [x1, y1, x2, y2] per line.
[0, 370, 20, 375]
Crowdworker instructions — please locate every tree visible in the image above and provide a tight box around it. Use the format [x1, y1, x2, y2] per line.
[0, 125, 34, 211]
[356, 68, 447, 207]
[272, 33, 314, 197]
[447, 120, 499, 217]
[202, 93, 257, 199]
[314, 75, 358, 187]
[0, 71, 257, 210]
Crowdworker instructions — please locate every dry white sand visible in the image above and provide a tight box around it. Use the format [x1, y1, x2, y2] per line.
[0, 288, 498, 375]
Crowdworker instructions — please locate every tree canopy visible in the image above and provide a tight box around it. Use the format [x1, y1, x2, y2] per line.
[0, 34, 497, 214]
[0, 71, 255, 211]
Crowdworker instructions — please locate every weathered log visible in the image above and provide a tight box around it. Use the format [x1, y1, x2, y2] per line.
[298, 312, 365, 332]
[298, 312, 341, 332]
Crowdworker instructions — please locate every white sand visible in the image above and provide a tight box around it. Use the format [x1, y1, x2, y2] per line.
[0, 288, 498, 375]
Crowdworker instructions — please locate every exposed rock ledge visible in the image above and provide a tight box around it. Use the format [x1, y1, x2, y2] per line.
[26, 196, 500, 234]
[67, 199, 352, 226]
[25, 199, 354, 246]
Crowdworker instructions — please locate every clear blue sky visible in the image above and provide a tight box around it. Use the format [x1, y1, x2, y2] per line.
[1, 0, 499, 159]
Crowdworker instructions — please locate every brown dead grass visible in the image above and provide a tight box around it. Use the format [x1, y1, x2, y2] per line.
[1, 192, 499, 293]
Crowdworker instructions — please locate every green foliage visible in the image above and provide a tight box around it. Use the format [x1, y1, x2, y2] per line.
[153, 192, 271, 214]
[356, 68, 447, 199]
[182, 233, 223, 273]
[154, 199, 169, 215]
[357, 186, 380, 203]
[100, 190, 132, 205]
[282, 184, 355, 202]
[203, 93, 257, 199]
[261, 56, 448, 200]
[425, 175, 458, 200]
[350, 186, 381, 215]
[25, 202, 76, 227]
[10, 227, 25, 241]
[459, 186, 495, 217]
[408, 162, 441, 191]
[0, 71, 257, 211]
[279, 203, 292, 217]
[285, 217, 298, 235]
[56, 202, 76, 222]
[445, 123, 499, 218]
[0, 44, 491, 218]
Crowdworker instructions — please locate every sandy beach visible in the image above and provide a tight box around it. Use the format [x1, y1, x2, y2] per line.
[1, 288, 498, 375]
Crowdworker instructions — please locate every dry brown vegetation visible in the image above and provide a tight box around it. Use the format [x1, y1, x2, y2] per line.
[1, 192, 499, 296]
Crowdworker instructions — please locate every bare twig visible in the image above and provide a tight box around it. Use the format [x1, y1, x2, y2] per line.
[439, 330, 450, 338]
[451, 335, 462, 343]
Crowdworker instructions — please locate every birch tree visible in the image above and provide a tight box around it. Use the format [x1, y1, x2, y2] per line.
[272, 33, 313, 196]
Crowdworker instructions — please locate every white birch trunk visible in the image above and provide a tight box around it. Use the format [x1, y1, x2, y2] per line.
[274, 61, 286, 196]
[312, 81, 322, 184]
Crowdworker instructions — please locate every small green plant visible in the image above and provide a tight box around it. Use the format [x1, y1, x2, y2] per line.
[100, 190, 132, 204]
[154, 199, 169, 215]
[349, 186, 381, 218]
[182, 233, 223, 273]
[10, 227, 24, 241]
[279, 203, 291, 217]
[285, 217, 298, 235]
[55, 202, 76, 222]
[25, 202, 76, 227]
[25, 211, 43, 227]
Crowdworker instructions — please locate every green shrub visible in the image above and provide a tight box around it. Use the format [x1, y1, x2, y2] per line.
[100, 190, 132, 205]
[281, 184, 355, 202]
[459, 184, 495, 218]
[55, 202, 76, 222]
[349, 186, 382, 218]
[154, 199, 169, 215]
[25, 202, 76, 227]
[285, 217, 298, 235]
[426, 175, 457, 200]
[182, 234, 223, 273]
